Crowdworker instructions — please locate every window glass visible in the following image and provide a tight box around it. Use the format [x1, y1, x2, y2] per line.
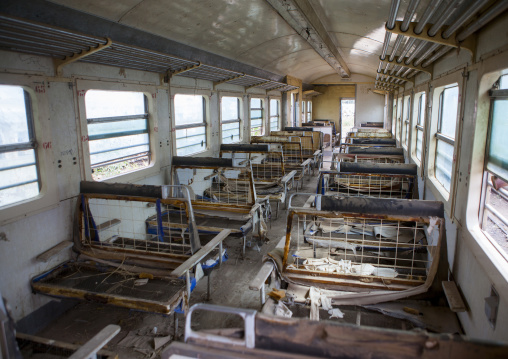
[221, 97, 241, 144]
[307, 101, 312, 122]
[270, 99, 280, 132]
[174, 94, 207, 156]
[250, 98, 264, 136]
[85, 90, 149, 181]
[415, 93, 426, 162]
[438, 86, 459, 138]
[0, 85, 39, 207]
[435, 140, 454, 191]
[403, 96, 410, 147]
[487, 98, 508, 178]
[434, 85, 459, 192]
[480, 74, 508, 260]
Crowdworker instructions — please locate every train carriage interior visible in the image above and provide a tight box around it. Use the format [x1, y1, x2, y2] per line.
[1, 0, 508, 358]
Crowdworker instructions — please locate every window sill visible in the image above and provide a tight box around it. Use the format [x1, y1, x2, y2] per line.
[427, 175, 451, 204]
[99, 161, 160, 184]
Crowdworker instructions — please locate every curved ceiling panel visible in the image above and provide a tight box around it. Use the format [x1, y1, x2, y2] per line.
[235, 34, 312, 69]
[266, 48, 334, 83]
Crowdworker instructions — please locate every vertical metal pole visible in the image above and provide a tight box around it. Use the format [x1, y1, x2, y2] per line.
[219, 243, 223, 266]
[207, 271, 212, 301]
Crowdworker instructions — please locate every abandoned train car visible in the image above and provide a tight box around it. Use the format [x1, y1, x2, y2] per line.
[1, 0, 508, 357]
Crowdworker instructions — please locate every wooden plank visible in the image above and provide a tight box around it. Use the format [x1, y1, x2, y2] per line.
[280, 170, 297, 184]
[442, 281, 467, 312]
[68, 325, 120, 359]
[36, 240, 73, 262]
[249, 262, 274, 291]
[96, 218, 121, 231]
[254, 313, 508, 358]
[171, 229, 231, 278]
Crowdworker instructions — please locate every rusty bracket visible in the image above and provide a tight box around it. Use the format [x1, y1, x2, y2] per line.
[54, 38, 112, 76]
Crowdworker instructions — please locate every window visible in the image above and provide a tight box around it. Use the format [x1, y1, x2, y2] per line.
[403, 96, 411, 148]
[250, 98, 264, 136]
[174, 94, 207, 156]
[270, 99, 280, 132]
[415, 93, 426, 163]
[85, 90, 150, 181]
[221, 97, 241, 144]
[396, 97, 402, 140]
[480, 74, 508, 259]
[434, 85, 459, 192]
[301, 100, 305, 120]
[306, 101, 312, 122]
[0, 85, 39, 207]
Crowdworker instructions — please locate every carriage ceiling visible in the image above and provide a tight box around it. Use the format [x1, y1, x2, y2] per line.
[43, 0, 426, 83]
[2, 0, 499, 85]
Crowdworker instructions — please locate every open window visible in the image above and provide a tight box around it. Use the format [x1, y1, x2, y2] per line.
[270, 99, 280, 132]
[0, 85, 39, 207]
[221, 96, 241, 144]
[402, 95, 411, 149]
[413, 92, 426, 165]
[479, 74, 508, 260]
[396, 96, 402, 141]
[434, 85, 459, 192]
[85, 90, 150, 181]
[174, 94, 207, 156]
[250, 98, 264, 136]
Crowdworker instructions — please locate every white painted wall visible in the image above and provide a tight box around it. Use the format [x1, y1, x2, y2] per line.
[398, 12, 508, 343]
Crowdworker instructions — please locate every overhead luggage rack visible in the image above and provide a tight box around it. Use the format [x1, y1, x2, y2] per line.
[0, 15, 299, 92]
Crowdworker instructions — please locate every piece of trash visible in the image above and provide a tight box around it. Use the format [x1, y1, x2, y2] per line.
[403, 306, 422, 316]
[274, 302, 293, 318]
[153, 335, 171, 350]
[427, 217, 439, 235]
[328, 308, 345, 319]
[139, 273, 154, 280]
[134, 278, 149, 286]
[151, 327, 158, 334]
[267, 288, 286, 301]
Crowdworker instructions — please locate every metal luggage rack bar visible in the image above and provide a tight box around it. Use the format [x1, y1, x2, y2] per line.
[281, 194, 444, 293]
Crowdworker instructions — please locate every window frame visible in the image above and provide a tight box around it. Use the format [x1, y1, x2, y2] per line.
[250, 97, 265, 137]
[478, 78, 508, 262]
[402, 95, 411, 149]
[396, 96, 403, 142]
[0, 75, 58, 225]
[174, 94, 208, 156]
[85, 90, 151, 181]
[77, 79, 160, 183]
[427, 75, 461, 205]
[269, 98, 281, 133]
[0, 86, 40, 205]
[434, 85, 459, 193]
[411, 91, 426, 166]
[220, 96, 242, 144]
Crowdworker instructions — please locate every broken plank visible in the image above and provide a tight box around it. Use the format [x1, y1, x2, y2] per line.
[96, 218, 121, 231]
[249, 262, 274, 291]
[171, 229, 231, 278]
[442, 281, 467, 312]
[36, 240, 73, 262]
